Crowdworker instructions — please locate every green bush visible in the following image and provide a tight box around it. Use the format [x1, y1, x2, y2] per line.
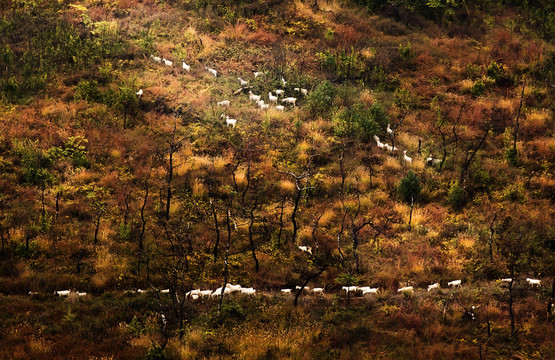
[306, 81, 336, 116]
[398, 171, 421, 204]
[145, 345, 166, 360]
[471, 79, 486, 97]
[332, 103, 386, 142]
[448, 183, 467, 211]
[75, 79, 103, 103]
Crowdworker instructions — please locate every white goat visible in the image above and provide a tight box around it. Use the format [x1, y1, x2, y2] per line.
[238, 77, 249, 87]
[373, 135, 381, 145]
[268, 92, 278, 104]
[428, 283, 440, 292]
[205, 66, 218, 77]
[225, 116, 237, 128]
[282, 97, 297, 106]
[342, 286, 358, 293]
[312, 288, 324, 294]
[301, 88, 308, 96]
[253, 71, 265, 78]
[160, 289, 170, 294]
[182, 61, 191, 72]
[150, 55, 162, 64]
[240, 287, 256, 295]
[191, 294, 199, 300]
[217, 100, 230, 107]
[387, 123, 394, 137]
[249, 91, 261, 103]
[77, 292, 87, 297]
[137, 289, 148, 293]
[403, 150, 412, 164]
[29, 291, 39, 296]
[298, 245, 312, 254]
[260, 103, 270, 110]
[426, 157, 441, 166]
[275, 105, 285, 112]
[448, 280, 462, 288]
[501, 278, 513, 283]
[294, 87, 300, 92]
[362, 288, 378, 295]
[162, 58, 173, 67]
[55, 290, 71, 296]
[281, 289, 292, 294]
[398, 286, 414, 293]
[281, 76, 287, 87]
[526, 278, 541, 287]
[199, 290, 213, 297]
[275, 89, 285, 97]
[136, 89, 143, 97]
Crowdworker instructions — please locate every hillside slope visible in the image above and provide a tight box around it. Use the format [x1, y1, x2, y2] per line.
[0, 0, 554, 359]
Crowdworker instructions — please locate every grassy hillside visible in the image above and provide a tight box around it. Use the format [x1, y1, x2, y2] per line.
[0, 0, 554, 359]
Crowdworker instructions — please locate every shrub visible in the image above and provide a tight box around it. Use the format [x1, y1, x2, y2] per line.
[306, 81, 336, 117]
[74, 79, 103, 103]
[145, 345, 166, 360]
[398, 170, 421, 204]
[332, 102, 386, 142]
[448, 183, 467, 211]
[470, 79, 486, 97]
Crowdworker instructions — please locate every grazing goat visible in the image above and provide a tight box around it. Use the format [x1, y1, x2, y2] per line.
[205, 66, 217, 77]
[301, 88, 308, 96]
[249, 91, 261, 103]
[298, 245, 312, 254]
[281, 289, 292, 294]
[275, 105, 285, 112]
[225, 116, 237, 128]
[268, 92, 278, 104]
[137, 289, 148, 293]
[240, 287, 256, 295]
[191, 294, 199, 300]
[294, 87, 300, 92]
[342, 286, 358, 293]
[136, 89, 143, 97]
[182, 61, 191, 72]
[362, 288, 378, 295]
[217, 100, 230, 107]
[275, 89, 285, 97]
[160, 289, 170, 294]
[77, 292, 87, 297]
[162, 58, 173, 67]
[260, 103, 270, 110]
[281, 76, 287, 87]
[526, 278, 541, 287]
[398, 286, 414, 293]
[403, 150, 412, 164]
[150, 55, 162, 64]
[501, 278, 513, 283]
[253, 71, 265, 78]
[199, 290, 213, 297]
[312, 288, 324, 294]
[29, 291, 39, 296]
[428, 283, 440, 291]
[282, 97, 296, 106]
[238, 77, 249, 87]
[55, 290, 71, 296]
[426, 156, 441, 166]
[448, 280, 462, 288]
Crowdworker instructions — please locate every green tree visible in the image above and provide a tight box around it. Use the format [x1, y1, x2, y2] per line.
[336, 273, 359, 305]
[398, 170, 421, 231]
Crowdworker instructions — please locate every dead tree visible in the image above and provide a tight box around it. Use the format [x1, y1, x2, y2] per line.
[209, 198, 221, 262]
[138, 172, 150, 276]
[391, 111, 408, 152]
[219, 208, 233, 312]
[488, 212, 497, 262]
[459, 125, 490, 186]
[164, 122, 185, 222]
[276, 196, 287, 246]
[512, 81, 526, 161]
[247, 195, 260, 272]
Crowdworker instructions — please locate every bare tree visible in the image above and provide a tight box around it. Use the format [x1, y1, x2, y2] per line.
[164, 122, 185, 222]
[460, 125, 490, 186]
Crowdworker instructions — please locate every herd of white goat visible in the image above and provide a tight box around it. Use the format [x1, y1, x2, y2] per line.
[140, 55, 310, 129]
[40, 277, 543, 301]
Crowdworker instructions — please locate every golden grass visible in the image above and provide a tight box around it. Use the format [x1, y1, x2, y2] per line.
[381, 155, 402, 172]
[279, 179, 297, 193]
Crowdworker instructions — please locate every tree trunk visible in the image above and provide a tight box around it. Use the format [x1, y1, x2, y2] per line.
[248, 196, 259, 272]
[138, 176, 149, 276]
[277, 196, 286, 246]
[408, 196, 414, 231]
[210, 199, 220, 262]
[291, 188, 302, 244]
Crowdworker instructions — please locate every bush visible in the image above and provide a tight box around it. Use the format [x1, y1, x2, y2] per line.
[145, 345, 166, 360]
[332, 102, 387, 142]
[398, 171, 421, 204]
[448, 183, 467, 211]
[306, 81, 336, 116]
[470, 79, 486, 97]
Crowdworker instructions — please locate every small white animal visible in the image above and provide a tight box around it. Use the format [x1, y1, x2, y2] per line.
[29, 291, 39, 296]
[428, 283, 440, 291]
[362, 288, 378, 295]
[282, 97, 296, 106]
[150, 55, 162, 64]
[281, 289, 292, 294]
[217, 100, 230, 107]
[373, 135, 381, 146]
[275, 105, 285, 112]
[312, 288, 324, 294]
[301, 88, 308, 96]
[268, 92, 278, 104]
[275, 89, 285, 97]
[281, 76, 287, 87]
[205, 66, 218, 77]
[260, 103, 269, 110]
[387, 123, 394, 137]
[448, 280, 462, 288]
[342, 286, 358, 293]
[238, 77, 249, 87]
[225, 116, 237, 128]
[137, 289, 148, 293]
[294, 87, 300, 92]
[403, 150, 412, 164]
[249, 91, 261, 103]
[253, 71, 265, 78]
[298, 245, 312, 254]
[426, 157, 441, 166]
[162, 58, 173, 67]
[398, 286, 414, 293]
[199, 290, 213, 297]
[501, 278, 513, 283]
[77, 292, 87, 297]
[136, 89, 143, 97]
[182, 61, 191, 72]
[191, 294, 199, 300]
[55, 290, 71, 296]
[160, 289, 170, 294]
[526, 278, 541, 287]
[240, 287, 256, 295]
